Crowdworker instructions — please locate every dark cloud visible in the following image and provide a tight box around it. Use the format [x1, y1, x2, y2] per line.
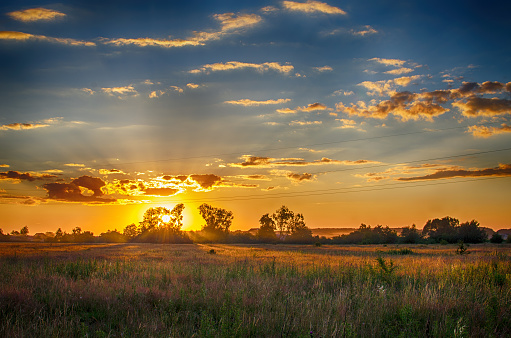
[71, 175, 105, 196]
[231, 155, 377, 167]
[0, 171, 56, 182]
[453, 97, 511, 117]
[190, 174, 222, 189]
[143, 188, 180, 196]
[287, 172, 315, 181]
[43, 175, 115, 203]
[397, 164, 511, 181]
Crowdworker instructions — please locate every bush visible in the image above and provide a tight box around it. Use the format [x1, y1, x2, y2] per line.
[490, 233, 504, 244]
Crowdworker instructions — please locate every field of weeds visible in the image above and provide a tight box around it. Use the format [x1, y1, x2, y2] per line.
[1, 242, 510, 337]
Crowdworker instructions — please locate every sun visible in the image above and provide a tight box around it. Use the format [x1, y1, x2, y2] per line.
[161, 215, 171, 223]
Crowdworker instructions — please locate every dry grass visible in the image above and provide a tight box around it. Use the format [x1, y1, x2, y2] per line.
[1, 243, 510, 337]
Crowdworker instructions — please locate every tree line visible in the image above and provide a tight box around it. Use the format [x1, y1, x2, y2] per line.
[1, 205, 507, 244]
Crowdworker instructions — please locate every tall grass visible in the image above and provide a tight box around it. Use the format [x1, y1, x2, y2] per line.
[0, 243, 510, 337]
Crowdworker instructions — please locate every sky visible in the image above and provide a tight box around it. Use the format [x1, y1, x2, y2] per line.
[1, 0, 511, 234]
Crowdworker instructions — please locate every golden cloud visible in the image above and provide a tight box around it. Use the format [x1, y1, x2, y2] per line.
[0, 31, 95, 46]
[287, 172, 315, 181]
[101, 85, 138, 98]
[368, 58, 406, 67]
[101, 12, 261, 48]
[384, 67, 414, 75]
[397, 164, 511, 181]
[189, 61, 294, 74]
[230, 155, 379, 168]
[283, 1, 347, 15]
[351, 25, 378, 36]
[467, 123, 511, 138]
[224, 98, 291, 106]
[453, 97, 511, 117]
[7, 8, 66, 22]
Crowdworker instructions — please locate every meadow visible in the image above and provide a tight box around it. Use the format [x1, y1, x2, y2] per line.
[1, 242, 510, 337]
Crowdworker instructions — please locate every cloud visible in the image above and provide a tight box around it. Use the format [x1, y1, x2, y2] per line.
[338, 81, 511, 121]
[289, 120, 322, 126]
[64, 163, 85, 167]
[186, 83, 200, 89]
[350, 25, 378, 36]
[7, 8, 66, 22]
[189, 61, 294, 74]
[287, 172, 315, 181]
[43, 175, 116, 203]
[358, 75, 422, 96]
[0, 31, 95, 46]
[0, 122, 49, 131]
[467, 123, 511, 138]
[299, 102, 329, 111]
[230, 155, 378, 168]
[0, 171, 57, 182]
[99, 169, 125, 175]
[369, 58, 407, 67]
[0, 194, 42, 205]
[143, 188, 180, 196]
[101, 85, 138, 98]
[282, 1, 347, 15]
[384, 67, 414, 75]
[336, 91, 449, 121]
[101, 12, 261, 48]
[453, 97, 511, 117]
[276, 108, 297, 114]
[313, 66, 333, 72]
[397, 164, 511, 181]
[0, 164, 9, 168]
[224, 98, 291, 106]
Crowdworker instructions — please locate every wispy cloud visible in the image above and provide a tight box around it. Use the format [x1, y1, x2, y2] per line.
[0, 31, 95, 46]
[101, 12, 261, 48]
[0, 117, 62, 131]
[230, 155, 378, 168]
[358, 75, 422, 96]
[397, 164, 511, 181]
[282, 1, 347, 15]
[7, 8, 66, 22]
[350, 25, 378, 36]
[101, 85, 138, 98]
[224, 98, 291, 106]
[189, 61, 294, 74]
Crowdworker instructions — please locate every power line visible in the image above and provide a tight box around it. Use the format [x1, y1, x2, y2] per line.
[162, 176, 510, 204]
[7, 121, 502, 171]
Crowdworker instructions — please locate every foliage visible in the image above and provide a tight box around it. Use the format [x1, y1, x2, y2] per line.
[20, 226, 29, 235]
[400, 224, 422, 243]
[458, 220, 487, 243]
[490, 233, 504, 244]
[422, 216, 460, 243]
[332, 224, 397, 244]
[256, 213, 277, 241]
[197, 203, 233, 242]
[455, 241, 470, 255]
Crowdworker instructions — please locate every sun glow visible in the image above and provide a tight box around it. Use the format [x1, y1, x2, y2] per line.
[161, 215, 171, 223]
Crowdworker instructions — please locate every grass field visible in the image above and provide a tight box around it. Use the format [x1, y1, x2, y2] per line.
[1, 242, 510, 337]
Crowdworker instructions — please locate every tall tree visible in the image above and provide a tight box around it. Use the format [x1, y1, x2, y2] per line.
[20, 226, 29, 235]
[167, 203, 185, 232]
[272, 205, 294, 235]
[257, 213, 277, 241]
[139, 207, 171, 232]
[198, 203, 233, 233]
[422, 216, 460, 243]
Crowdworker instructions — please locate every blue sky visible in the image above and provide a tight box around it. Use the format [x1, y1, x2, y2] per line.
[1, 0, 510, 233]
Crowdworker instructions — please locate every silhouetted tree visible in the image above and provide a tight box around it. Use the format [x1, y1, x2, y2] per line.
[55, 228, 64, 241]
[272, 205, 294, 235]
[139, 207, 170, 232]
[20, 226, 29, 235]
[422, 217, 460, 243]
[257, 213, 277, 242]
[400, 224, 422, 243]
[167, 203, 185, 232]
[99, 229, 127, 243]
[458, 220, 487, 243]
[490, 233, 504, 243]
[123, 223, 139, 239]
[199, 203, 233, 232]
